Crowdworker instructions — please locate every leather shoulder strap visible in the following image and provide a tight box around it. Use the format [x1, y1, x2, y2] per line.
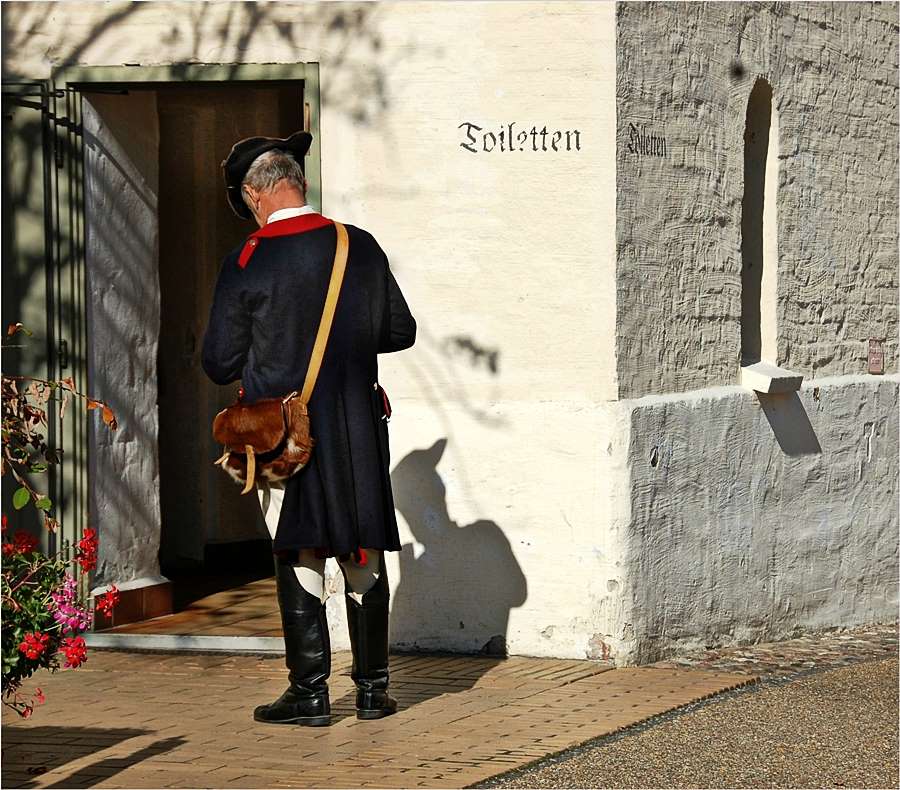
[299, 222, 349, 404]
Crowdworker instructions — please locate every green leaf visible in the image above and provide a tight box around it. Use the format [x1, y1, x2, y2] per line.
[30, 463, 49, 473]
[12, 487, 30, 510]
[35, 497, 52, 512]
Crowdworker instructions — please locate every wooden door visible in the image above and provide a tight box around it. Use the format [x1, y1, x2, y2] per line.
[156, 82, 303, 570]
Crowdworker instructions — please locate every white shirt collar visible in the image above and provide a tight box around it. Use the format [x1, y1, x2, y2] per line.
[266, 205, 317, 225]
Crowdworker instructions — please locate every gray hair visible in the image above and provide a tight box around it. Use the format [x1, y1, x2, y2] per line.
[242, 149, 306, 195]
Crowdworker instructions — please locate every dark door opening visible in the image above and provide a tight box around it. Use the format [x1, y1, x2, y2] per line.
[740, 78, 773, 366]
[154, 82, 303, 606]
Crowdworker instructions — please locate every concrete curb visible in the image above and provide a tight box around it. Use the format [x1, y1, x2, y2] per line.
[85, 632, 285, 653]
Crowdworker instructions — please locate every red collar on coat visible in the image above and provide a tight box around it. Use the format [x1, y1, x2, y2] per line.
[237, 213, 334, 269]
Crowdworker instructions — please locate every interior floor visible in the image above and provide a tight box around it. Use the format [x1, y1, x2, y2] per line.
[108, 576, 281, 637]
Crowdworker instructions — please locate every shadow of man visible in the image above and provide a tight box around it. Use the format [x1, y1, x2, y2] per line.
[389, 438, 527, 657]
[329, 439, 527, 718]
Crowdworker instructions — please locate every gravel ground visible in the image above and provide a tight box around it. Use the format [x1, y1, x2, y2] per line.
[477, 657, 899, 789]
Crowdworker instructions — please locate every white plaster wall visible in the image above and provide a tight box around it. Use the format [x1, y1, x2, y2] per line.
[2, 1, 619, 394]
[318, 2, 620, 656]
[83, 92, 165, 590]
[3, 1, 621, 657]
[322, 399, 632, 657]
[620, 375, 899, 665]
[310, 3, 621, 653]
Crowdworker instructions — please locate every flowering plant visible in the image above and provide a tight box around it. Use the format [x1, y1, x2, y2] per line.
[1, 324, 118, 717]
[1, 519, 120, 717]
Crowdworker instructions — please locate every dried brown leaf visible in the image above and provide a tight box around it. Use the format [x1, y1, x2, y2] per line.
[101, 405, 118, 430]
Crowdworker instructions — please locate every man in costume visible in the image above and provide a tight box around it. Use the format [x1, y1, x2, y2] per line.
[201, 131, 416, 727]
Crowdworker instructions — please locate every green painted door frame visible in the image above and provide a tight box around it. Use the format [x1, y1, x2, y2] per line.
[55, 63, 322, 207]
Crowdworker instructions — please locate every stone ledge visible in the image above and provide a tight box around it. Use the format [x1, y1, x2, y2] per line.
[740, 360, 804, 393]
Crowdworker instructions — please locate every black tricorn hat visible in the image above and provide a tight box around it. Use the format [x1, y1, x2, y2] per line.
[221, 131, 313, 219]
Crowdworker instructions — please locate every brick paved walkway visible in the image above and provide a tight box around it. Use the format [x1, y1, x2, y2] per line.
[2, 651, 753, 789]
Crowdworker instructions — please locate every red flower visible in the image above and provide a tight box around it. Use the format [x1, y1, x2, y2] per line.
[3, 530, 39, 557]
[75, 555, 96, 571]
[18, 632, 50, 660]
[95, 585, 120, 615]
[15, 531, 38, 553]
[34, 688, 45, 705]
[21, 705, 33, 719]
[1, 514, 8, 534]
[75, 528, 98, 572]
[59, 636, 88, 668]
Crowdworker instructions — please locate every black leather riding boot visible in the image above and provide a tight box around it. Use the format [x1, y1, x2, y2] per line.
[254, 555, 331, 726]
[345, 566, 397, 719]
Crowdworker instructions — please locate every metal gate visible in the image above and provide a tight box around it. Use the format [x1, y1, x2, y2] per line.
[1, 80, 89, 583]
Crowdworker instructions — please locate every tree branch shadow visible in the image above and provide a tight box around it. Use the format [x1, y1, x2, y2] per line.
[1, 726, 185, 789]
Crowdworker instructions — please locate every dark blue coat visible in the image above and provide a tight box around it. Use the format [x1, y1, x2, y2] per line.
[201, 214, 416, 557]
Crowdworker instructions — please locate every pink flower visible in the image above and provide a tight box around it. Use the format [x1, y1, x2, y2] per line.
[48, 575, 92, 633]
[18, 632, 50, 660]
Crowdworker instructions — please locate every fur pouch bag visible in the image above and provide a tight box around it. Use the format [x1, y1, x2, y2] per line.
[213, 391, 314, 494]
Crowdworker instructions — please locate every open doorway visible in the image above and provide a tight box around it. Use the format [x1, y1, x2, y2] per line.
[156, 83, 303, 606]
[83, 80, 304, 616]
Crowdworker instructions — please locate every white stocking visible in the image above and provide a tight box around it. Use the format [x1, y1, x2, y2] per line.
[258, 481, 381, 602]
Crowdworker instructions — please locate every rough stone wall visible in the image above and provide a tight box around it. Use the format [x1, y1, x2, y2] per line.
[621, 375, 899, 664]
[616, 2, 899, 399]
